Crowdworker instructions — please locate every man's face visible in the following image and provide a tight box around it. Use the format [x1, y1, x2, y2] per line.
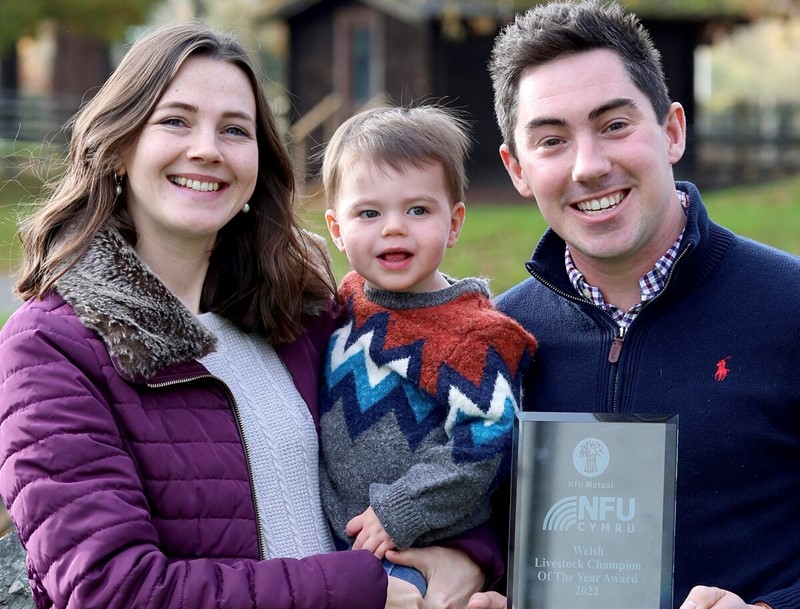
[501, 48, 687, 275]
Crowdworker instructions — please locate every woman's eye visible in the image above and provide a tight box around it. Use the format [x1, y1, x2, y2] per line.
[161, 117, 186, 127]
[224, 126, 248, 137]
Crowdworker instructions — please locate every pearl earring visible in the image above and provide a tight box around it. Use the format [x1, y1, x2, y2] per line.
[114, 174, 123, 196]
[242, 203, 250, 214]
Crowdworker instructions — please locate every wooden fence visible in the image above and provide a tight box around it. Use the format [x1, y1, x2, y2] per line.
[0, 90, 79, 179]
[0, 90, 78, 144]
[687, 101, 800, 190]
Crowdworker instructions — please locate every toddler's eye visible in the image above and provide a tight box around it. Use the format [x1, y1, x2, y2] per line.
[409, 206, 427, 216]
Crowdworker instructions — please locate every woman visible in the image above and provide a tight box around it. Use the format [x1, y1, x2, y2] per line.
[0, 23, 496, 609]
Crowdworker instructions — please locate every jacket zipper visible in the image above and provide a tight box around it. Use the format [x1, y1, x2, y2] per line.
[608, 326, 625, 413]
[525, 266, 620, 412]
[147, 374, 267, 559]
[608, 326, 626, 363]
[525, 262, 592, 307]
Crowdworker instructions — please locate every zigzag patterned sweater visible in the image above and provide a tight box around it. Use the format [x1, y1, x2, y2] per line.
[319, 272, 537, 549]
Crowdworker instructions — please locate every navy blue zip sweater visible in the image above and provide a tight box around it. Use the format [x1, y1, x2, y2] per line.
[496, 182, 800, 609]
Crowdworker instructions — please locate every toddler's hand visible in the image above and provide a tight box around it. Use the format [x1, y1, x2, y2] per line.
[346, 506, 396, 558]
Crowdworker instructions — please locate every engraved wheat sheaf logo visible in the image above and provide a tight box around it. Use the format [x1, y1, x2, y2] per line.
[573, 437, 609, 478]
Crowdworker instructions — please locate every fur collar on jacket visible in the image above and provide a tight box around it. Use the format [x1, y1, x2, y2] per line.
[55, 229, 217, 381]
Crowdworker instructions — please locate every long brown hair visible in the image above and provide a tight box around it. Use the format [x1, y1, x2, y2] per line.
[16, 22, 335, 343]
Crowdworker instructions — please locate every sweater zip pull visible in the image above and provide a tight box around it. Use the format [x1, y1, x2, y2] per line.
[608, 326, 626, 363]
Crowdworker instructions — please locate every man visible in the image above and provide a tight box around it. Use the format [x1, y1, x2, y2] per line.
[469, 2, 800, 609]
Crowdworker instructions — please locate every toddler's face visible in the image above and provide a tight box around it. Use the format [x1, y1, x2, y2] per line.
[325, 160, 464, 293]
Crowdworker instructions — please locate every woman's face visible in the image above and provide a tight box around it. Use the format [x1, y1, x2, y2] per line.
[121, 55, 259, 256]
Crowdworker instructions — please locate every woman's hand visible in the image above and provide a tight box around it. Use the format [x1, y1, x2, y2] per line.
[385, 576, 424, 609]
[387, 546, 485, 609]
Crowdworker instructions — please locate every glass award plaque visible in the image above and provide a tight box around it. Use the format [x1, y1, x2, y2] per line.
[508, 412, 678, 609]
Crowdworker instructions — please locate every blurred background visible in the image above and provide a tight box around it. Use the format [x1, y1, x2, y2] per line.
[2, 0, 800, 535]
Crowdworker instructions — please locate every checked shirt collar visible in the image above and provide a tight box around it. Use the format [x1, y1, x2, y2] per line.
[565, 190, 690, 331]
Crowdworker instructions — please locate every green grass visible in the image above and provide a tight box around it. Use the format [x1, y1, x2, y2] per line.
[702, 178, 800, 254]
[0, 173, 44, 276]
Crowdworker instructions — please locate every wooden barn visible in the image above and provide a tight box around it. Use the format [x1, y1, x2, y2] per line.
[266, 0, 767, 197]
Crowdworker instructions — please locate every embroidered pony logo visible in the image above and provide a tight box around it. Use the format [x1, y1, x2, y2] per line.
[714, 357, 731, 382]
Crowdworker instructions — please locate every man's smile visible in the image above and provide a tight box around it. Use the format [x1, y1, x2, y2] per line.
[574, 190, 625, 215]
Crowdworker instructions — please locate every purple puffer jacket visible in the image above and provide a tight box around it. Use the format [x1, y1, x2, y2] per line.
[0, 230, 387, 609]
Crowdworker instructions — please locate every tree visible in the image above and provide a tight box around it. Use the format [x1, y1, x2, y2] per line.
[0, 0, 164, 97]
[0, 0, 164, 50]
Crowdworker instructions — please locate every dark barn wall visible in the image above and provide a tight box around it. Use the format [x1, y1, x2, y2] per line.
[288, 0, 433, 119]
[287, 3, 336, 121]
[383, 17, 432, 105]
[431, 30, 506, 192]
[286, 0, 433, 178]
